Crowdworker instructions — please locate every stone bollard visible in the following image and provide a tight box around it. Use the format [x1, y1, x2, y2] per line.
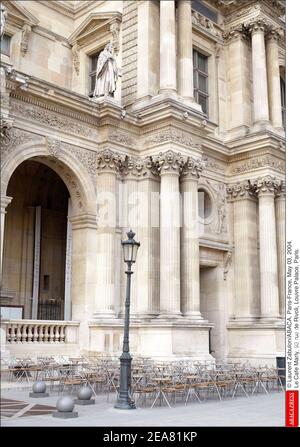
[29, 381, 49, 398]
[52, 396, 78, 419]
[74, 385, 95, 405]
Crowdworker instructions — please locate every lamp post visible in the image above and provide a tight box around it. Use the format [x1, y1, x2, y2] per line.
[115, 229, 140, 410]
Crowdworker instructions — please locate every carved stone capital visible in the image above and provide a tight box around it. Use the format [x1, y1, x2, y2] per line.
[97, 149, 125, 174]
[223, 24, 248, 42]
[275, 180, 286, 199]
[181, 156, 206, 181]
[253, 176, 280, 197]
[153, 150, 187, 176]
[0, 195, 13, 214]
[226, 181, 256, 201]
[266, 27, 283, 42]
[123, 156, 158, 179]
[246, 18, 271, 35]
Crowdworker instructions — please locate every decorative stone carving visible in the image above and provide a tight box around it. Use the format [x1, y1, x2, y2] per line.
[0, 128, 40, 163]
[97, 148, 125, 173]
[72, 43, 80, 75]
[275, 180, 286, 198]
[109, 131, 135, 148]
[47, 138, 97, 181]
[10, 100, 98, 139]
[181, 156, 206, 179]
[192, 10, 220, 37]
[223, 251, 232, 281]
[208, 180, 227, 234]
[153, 150, 186, 175]
[0, 4, 7, 40]
[245, 18, 271, 35]
[253, 175, 280, 196]
[0, 118, 13, 140]
[146, 129, 202, 151]
[123, 155, 158, 179]
[266, 27, 282, 42]
[226, 181, 256, 201]
[223, 24, 248, 41]
[21, 25, 31, 56]
[110, 21, 120, 55]
[230, 156, 285, 174]
[46, 137, 61, 158]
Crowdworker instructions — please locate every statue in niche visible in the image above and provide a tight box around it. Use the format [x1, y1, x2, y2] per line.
[0, 4, 7, 40]
[93, 42, 120, 99]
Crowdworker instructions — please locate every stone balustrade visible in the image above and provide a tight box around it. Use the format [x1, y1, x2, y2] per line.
[2, 320, 79, 344]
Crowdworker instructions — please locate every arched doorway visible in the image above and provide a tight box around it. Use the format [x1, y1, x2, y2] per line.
[1, 160, 70, 320]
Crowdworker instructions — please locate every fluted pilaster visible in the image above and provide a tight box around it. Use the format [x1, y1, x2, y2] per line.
[0, 195, 12, 280]
[266, 28, 283, 129]
[94, 149, 124, 319]
[227, 182, 260, 320]
[154, 151, 186, 318]
[181, 156, 206, 318]
[275, 180, 285, 317]
[254, 176, 280, 319]
[248, 19, 270, 124]
[160, 0, 177, 93]
[177, 0, 193, 100]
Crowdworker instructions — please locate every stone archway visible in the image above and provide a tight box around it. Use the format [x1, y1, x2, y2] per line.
[1, 136, 97, 324]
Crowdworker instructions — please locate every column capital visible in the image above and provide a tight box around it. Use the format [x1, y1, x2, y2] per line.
[246, 18, 271, 35]
[223, 24, 248, 42]
[153, 150, 186, 176]
[253, 175, 281, 197]
[122, 155, 159, 180]
[226, 181, 256, 202]
[97, 148, 125, 174]
[275, 180, 286, 199]
[180, 156, 206, 181]
[266, 27, 283, 42]
[1, 195, 13, 213]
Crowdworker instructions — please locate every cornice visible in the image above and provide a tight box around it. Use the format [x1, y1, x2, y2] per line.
[39, 1, 75, 18]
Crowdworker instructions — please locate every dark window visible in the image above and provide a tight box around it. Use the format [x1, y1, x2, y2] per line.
[43, 275, 50, 291]
[89, 50, 101, 97]
[280, 76, 286, 128]
[1, 34, 11, 56]
[192, 1, 218, 23]
[193, 49, 209, 115]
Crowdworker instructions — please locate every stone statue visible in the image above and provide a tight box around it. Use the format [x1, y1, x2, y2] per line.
[0, 4, 7, 40]
[93, 42, 119, 98]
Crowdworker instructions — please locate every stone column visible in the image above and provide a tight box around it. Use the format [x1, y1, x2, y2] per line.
[137, 0, 160, 100]
[180, 157, 205, 318]
[266, 28, 283, 129]
[254, 176, 280, 319]
[94, 149, 123, 319]
[275, 181, 285, 317]
[159, 0, 177, 93]
[70, 213, 97, 351]
[224, 26, 251, 132]
[123, 156, 160, 318]
[64, 198, 72, 321]
[177, 0, 193, 100]
[32, 206, 41, 320]
[0, 196, 12, 281]
[154, 151, 185, 318]
[227, 183, 260, 320]
[248, 20, 270, 125]
[121, 157, 139, 318]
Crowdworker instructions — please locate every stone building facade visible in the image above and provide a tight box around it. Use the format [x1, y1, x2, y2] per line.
[0, 0, 285, 365]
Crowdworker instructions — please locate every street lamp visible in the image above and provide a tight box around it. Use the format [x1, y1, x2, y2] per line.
[115, 229, 140, 410]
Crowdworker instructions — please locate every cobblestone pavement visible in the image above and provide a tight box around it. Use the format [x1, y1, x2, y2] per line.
[1, 389, 284, 427]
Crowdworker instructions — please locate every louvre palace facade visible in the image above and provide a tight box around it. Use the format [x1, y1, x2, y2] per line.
[0, 0, 285, 365]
